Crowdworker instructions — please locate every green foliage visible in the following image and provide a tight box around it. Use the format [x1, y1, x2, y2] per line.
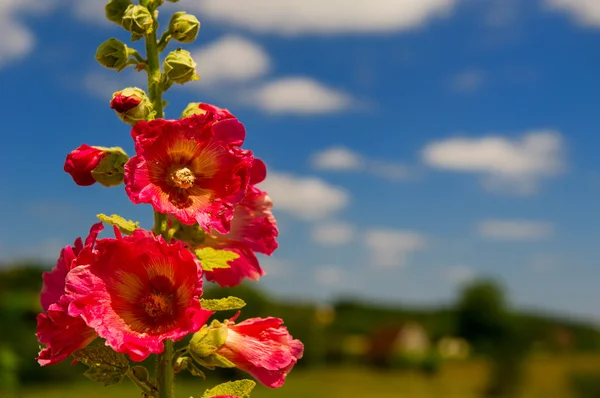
[97, 213, 139, 234]
[570, 372, 600, 398]
[455, 279, 509, 352]
[72, 346, 130, 386]
[195, 247, 238, 272]
[200, 297, 246, 311]
[202, 379, 256, 398]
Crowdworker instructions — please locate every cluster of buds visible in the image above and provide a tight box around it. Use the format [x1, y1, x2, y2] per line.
[37, 1, 302, 398]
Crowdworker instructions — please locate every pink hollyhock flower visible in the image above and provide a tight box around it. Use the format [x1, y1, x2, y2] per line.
[189, 159, 278, 287]
[216, 317, 303, 388]
[125, 107, 254, 233]
[64, 229, 213, 362]
[64, 144, 107, 186]
[36, 223, 103, 366]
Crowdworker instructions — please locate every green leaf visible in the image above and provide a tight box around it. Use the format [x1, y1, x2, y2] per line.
[73, 346, 129, 386]
[97, 213, 139, 235]
[195, 247, 239, 272]
[202, 379, 256, 398]
[200, 297, 246, 311]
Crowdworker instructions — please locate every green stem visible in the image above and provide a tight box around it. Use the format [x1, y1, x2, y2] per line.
[144, 7, 171, 398]
[145, 21, 164, 119]
[156, 340, 174, 398]
[126, 370, 155, 396]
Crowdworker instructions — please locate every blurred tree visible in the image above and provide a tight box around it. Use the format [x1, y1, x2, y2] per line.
[455, 279, 532, 398]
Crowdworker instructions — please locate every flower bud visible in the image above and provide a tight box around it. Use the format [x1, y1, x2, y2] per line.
[105, 0, 132, 25]
[110, 87, 153, 125]
[64, 145, 107, 186]
[189, 321, 235, 368]
[90, 147, 129, 187]
[95, 38, 131, 71]
[163, 48, 199, 85]
[169, 12, 200, 43]
[181, 102, 204, 118]
[121, 4, 153, 41]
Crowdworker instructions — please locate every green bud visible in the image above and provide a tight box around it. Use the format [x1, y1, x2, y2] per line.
[189, 321, 236, 369]
[105, 0, 132, 25]
[95, 38, 131, 71]
[180, 102, 205, 118]
[90, 147, 129, 187]
[169, 12, 200, 43]
[163, 48, 199, 85]
[121, 5, 154, 41]
[110, 87, 154, 125]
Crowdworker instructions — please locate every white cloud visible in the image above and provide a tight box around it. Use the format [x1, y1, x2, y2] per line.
[477, 219, 554, 241]
[422, 130, 565, 195]
[258, 171, 350, 220]
[365, 229, 426, 268]
[311, 147, 414, 181]
[450, 70, 486, 93]
[312, 222, 356, 246]
[443, 265, 475, 285]
[312, 147, 364, 171]
[192, 35, 271, 84]
[69, 1, 110, 25]
[315, 266, 344, 286]
[257, 256, 291, 277]
[544, 0, 600, 27]
[247, 78, 353, 114]
[0, 0, 58, 68]
[183, 0, 459, 35]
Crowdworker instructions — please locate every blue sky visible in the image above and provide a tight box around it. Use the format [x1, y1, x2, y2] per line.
[1, 0, 599, 322]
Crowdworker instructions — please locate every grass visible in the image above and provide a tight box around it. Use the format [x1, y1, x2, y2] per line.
[18, 354, 600, 398]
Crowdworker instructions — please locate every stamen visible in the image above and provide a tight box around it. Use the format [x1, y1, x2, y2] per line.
[170, 167, 196, 189]
[141, 294, 173, 320]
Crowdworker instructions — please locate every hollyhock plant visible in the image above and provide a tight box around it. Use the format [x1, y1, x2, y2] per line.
[124, 114, 254, 234]
[38, 1, 301, 397]
[37, 223, 103, 365]
[65, 229, 213, 361]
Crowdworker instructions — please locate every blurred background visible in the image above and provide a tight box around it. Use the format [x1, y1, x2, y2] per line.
[1, 0, 599, 397]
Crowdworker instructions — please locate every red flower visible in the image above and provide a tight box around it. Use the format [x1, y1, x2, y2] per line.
[36, 223, 103, 366]
[216, 317, 303, 388]
[125, 108, 254, 234]
[177, 159, 279, 287]
[64, 144, 107, 186]
[64, 229, 213, 361]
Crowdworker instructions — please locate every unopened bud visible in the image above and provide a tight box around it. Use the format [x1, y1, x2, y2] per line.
[90, 147, 129, 187]
[110, 87, 153, 125]
[105, 0, 132, 25]
[188, 321, 234, 368]
[181, 102, 205, 118]
[122, 5, 153, 41]
[95, 38, 132, 71]
[163, 48, 199, 85]
[169, 12, 200, 43]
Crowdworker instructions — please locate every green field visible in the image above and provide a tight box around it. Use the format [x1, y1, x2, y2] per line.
[18, 354, 600, 398]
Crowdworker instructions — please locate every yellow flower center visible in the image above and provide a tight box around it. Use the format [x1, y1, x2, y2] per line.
[170, 167, 196, 189]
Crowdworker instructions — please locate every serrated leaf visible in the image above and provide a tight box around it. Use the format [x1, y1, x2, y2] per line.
[200, 297, 246, 311]
[202, 379, 256, 398]
[84, 366, 126, 386]
[97, 213, 139, 235]
[195, 247, 239, 272]
[73, 346, 129, 387]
